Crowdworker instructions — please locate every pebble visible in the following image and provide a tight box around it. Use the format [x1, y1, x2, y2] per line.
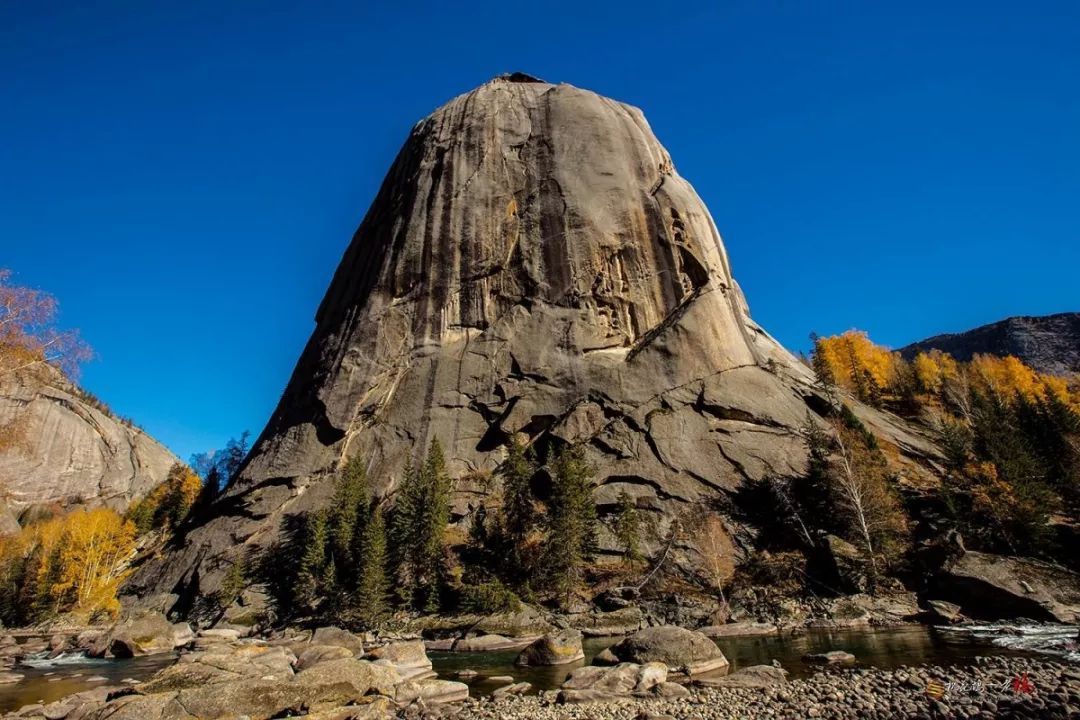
[444, 658, 1080, 720]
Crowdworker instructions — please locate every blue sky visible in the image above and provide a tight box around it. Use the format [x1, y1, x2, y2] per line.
[2, 1, 1078, 462]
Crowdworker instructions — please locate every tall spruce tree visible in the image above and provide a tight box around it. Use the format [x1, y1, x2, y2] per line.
[498, 437, 537, 582]
[328, 456, 370, 588]
[390, 440, 451, 611]
[296, 511, 329, 611]
[418, 439, 451, 612]
[544, 444, 598, 603]
[354, 505, 389, 628]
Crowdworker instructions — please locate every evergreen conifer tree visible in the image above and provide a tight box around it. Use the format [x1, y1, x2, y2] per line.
[296, 511, 329, 611]
[544, 444, 597, 603]
[328, 456, 369, 588]
[355, 505, 389, 628]
[498, 437, 536, 581]
[389, 440, 451, 611]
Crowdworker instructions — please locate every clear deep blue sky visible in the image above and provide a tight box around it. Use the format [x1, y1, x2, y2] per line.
[2, 1, 1078, 462]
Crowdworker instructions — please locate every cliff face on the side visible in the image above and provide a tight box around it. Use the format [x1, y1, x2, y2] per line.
[0, 364, 179, 531]
[901, 313, 1080, 377]
[125, 74, 943, 615]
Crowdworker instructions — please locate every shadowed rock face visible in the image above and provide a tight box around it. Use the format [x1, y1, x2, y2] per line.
[0, 365, 178, 532]
[126, 75, 940, 614]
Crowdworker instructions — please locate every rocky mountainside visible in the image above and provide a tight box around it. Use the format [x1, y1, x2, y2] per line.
[900, 312, 1080, 377]
[127, 74, 942, 614]
[0, 364, 178, 532]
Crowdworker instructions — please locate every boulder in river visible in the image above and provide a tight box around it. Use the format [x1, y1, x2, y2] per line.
[926, 599, 963, 623]
[395, 678, 470, 705]
[515, 629, 585, 666]
[366, 639, 434, 681]
[454, 634, 533, 652]
[602, 626, 729, 676]
[492, 681, 532, 698]
[93, 609, 189, 657]
[803, 650, 856, 665]
[700, 622, 779, 638]
[936, 550, 1080, 623]
[695, 664, 788, 688]
[558, 661, 669, 703]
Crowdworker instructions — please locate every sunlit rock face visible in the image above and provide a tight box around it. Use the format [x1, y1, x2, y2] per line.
[128, 75, 935, 613]
[0, 365, 177, 532]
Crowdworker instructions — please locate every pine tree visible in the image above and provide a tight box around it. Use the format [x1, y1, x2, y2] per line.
[613, 491, 643, 567]
[810, 333, 839, 408]
[389, 459, 420, 604]
[354, 506, 389, 628]
[498, 437, 536, 581]
[389, 440, 452, 611]
[544, 444, 597, 603]
[296, 511, 329, 611]
[328, 456, 370, 588]
[417, 439, 451, 612]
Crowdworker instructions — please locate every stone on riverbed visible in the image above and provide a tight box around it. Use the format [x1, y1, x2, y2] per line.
[423, 637, 456, 651]
[454, 633, 533, 652]
[295, 644, 353, 670]
[699, 622, 779, 638]
[557, 662, 668, 703]
[937, 550, 1080, 623]
[310, 626, 365, 654]
[394, 678, 470, 705]
[927, 599, 963, 623]
[492, 681, 532, 699]
[196, 628, 241, 642]
[366, 639, 434, 681]
[695, 664, 788, 688]
[0, 671, 23, 683]
[515, 629, 585, 666]
[602, 626, 729, 676]
[91, 609, 189, 658]
[803, 650, 856, 665]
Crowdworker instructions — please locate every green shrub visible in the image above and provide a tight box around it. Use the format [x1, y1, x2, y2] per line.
[459, 579, 521, 614]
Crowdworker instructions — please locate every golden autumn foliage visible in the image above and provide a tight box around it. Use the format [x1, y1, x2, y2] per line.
[0, 268, 92, 379]
[812, 329, 1080, 559]
[912, 350, 961, 396]
[0, 508, 136, 625]
[126, 463, 202, 534]
[813, 330, 900, 404]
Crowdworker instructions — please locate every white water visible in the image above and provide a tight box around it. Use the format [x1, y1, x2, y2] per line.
[936, 623, 1080, 663]
[18, 651, 109, 669]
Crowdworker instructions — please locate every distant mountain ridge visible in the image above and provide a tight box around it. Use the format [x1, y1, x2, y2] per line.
[901, 312, 1080, 377]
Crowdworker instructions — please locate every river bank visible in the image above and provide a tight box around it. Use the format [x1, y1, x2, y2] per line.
[0, 619, 1075, 718]
[453, 657, 1080, 720]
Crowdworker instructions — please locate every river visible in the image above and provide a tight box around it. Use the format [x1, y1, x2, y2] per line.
[0, 623, 1072, 711]
[430, 624, 1064, 695]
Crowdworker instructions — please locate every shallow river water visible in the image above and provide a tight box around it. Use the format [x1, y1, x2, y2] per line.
[0, 624, 1070, 711]
[429, 624, 1057, 695]
[0, 652, 174, 712]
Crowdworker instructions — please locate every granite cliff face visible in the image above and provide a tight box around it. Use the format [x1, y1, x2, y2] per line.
[901, 312, 1080, 378]
[128, 75, 941, 613]
[0, 365, 179, 532]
